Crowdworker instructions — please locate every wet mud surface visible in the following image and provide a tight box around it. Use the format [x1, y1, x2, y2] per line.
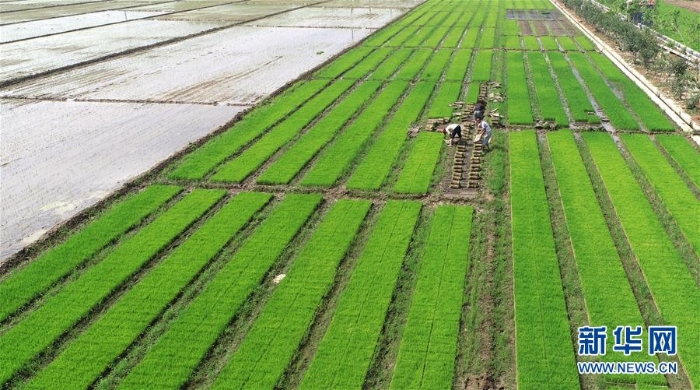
[0, 0, 420, 262]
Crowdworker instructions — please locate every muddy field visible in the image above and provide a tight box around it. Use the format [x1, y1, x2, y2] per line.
[0, 0, 422, 262]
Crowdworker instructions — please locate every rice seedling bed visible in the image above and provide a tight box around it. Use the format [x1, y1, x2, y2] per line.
[655, 135, 700, 187]
[509, 131, 579, 389]
[584, 132, 700, 387]
[117, 194, 322, 389]
[299, 201, 421, 389]
[390, 205, 473, 389]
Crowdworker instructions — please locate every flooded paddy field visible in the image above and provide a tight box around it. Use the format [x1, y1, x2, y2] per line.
[0, 0, 422, 262]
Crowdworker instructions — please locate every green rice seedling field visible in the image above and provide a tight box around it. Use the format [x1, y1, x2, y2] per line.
[2, 0, 698, 389]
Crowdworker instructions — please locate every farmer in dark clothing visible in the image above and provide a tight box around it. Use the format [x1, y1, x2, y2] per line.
[474, 99, 486, 120]
[443, 123, 462, 146]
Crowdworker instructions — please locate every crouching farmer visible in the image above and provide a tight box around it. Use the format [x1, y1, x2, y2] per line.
[442, 123, 462, 146]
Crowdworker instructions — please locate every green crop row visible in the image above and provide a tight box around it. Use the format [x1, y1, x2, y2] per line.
[256, 81, 382, 185]
[523, 36, 540, 50]
[24, 192, 272, 389]
[300, 201, 422, 389]
[547, 131, 662, 386]
[168, 80, 329, 180]
[547, 52, 594, 123]
[395, 49, 433, 80]
[621, 134, 699, 255]
[390, 205, 473, 389]
[655, 135, 700, 187]
[584, 132, 700, 387]
[370, 48, 413, 80]
[424, 26, 451, 47]
[556, 36, 579, 51]
[509, 131, 579, 389]
[118, 194, 322, 389]
[315, 46, 373, 79]
[300, 82, 409, 187]
[428, 82, 462, 118]
[343, 47, 395, 79]
[574, 36, 596, 51]
[404, 25, 437, 48]
[444, 49, 472, 82]
[471, 49, 492, 81]
[479, 28, 496, 48]
[211, 199, 372, 389]
[0, 189, 226, 385]
[421, 49, 452, 81]
[588, 53, 674, 131]
[210, 80, 355, 183]
[386, 23, 422, 47]
[460, 28, 480, 49]
[527, 52, 568, 126]
[442, 24, 467, 48]
[503, 20, 519, 36]
[346, 82, 435, 190]
[0, 185, 180, 323]
[394, 132, 444, 194]
[568, 52, 639, 130]
[506, 52, 534, 125]
[504, 35, 522, 50]
[465, 81, 480, 103]
[540, 36, 559, 50]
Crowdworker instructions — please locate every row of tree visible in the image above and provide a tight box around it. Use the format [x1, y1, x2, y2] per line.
[561, 0, 699, 109]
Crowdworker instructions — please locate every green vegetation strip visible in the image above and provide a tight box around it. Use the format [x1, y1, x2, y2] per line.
[442, 24, 467, 48]
[390, 205, 473, 389]
[479, 28, 496, 48]
[584, 132, 700, 387]
[300, 201, 422, 389]
[424, 26, 451, 47]
[394, 132, 443, 195]
[119, 194, 322, 389]
[444, 49, 472, 82]
[0, 185, 181, 323]
[300, 81, 409, 187]
[211, 199, 372, 389]
[620, 134, 699, 256]
[315, 47, 374, 79]
[556, 36, 579, 51]
[370, 48, 413, 80]
[548, 131, 662, 386]
[461, 28, 479, 49]
[257, 81, 381, 185]
[211, 80, 355, 183]
[421, 49, 452, 81]
[574, 36, 596, 51]
[509, 131, 579, 389]
[547, 52, 593, 123]
[523, 36, 540, 50]
[588, 53, 674, 131]
[395, 49, 433, 80]
[344, 48, 394, 79]
[471, 49, 492, 81]
[169, 80, 329, 180]
[569, 52, 639, 130]
[24, 192, 272, 389]
[504, 36, 521, 50]
[540, 36, 559, 50]
[346, 82, 434, 190]
[527, 52, 568, 125]
[655, 135, 700, 187]
[506, 52, 534, 125]
[0, 189, 226, 385]
[428, 82, 462, 118]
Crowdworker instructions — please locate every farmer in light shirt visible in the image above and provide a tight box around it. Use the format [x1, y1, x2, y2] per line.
[442, 123, 462, 146]
[475, 117, 492, 150]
